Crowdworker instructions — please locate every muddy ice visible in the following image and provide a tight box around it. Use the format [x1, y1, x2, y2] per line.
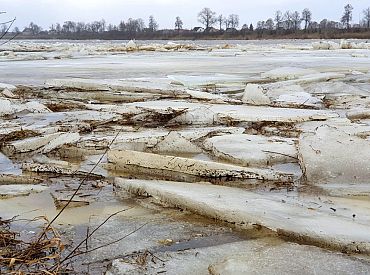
[0, 39, 370, 274]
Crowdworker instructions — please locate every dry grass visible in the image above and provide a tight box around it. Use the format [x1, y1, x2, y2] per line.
[0, 216, 65, 274]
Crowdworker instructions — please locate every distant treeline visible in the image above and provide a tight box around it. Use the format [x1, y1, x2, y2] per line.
[4, 5, 370, 40]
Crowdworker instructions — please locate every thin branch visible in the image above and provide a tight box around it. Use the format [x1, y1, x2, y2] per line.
[0, 31, 19, 46]
[61, 222, 148, 262]
[0, 17, 16, 40]
[0, 18, 16, 25]
[56, 208, 132, 267]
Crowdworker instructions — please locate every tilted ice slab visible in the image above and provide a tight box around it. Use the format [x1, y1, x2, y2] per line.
[129, 100, 337, 124]
[0, 83, 16, 92]
[274, 92, 323, 108]
[78, 127, 243, 153]
[265, 73, 345, 89]
[45, 78, 189, 95]
[298, 124, 370, 184]
[167, 74, 246, 88]
[116, 179, 370, 254]
[15, 110, 120, 130]
[261, 67, 318, 81]
[347, 109, 370, 120]
[305, 82, 368, 96]
[263, 85, 323, 108]
[0, 185, 48, 199]
[3, 132, 80, 155]
[0, 98, 50, 117]
[204, 134, 298, 167]
[46, 78, 232, 102]
[108, 150, 295, 182]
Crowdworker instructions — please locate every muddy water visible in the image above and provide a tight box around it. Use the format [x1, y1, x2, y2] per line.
[0, 186, 150, 225]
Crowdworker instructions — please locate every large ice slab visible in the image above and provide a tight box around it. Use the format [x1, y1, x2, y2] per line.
[116, 179, 370, 254]
[298, 124, 370, 184]
[129, 100, 338, 124]
[108, 150, 295, 182]
[204, 134, 298, 167]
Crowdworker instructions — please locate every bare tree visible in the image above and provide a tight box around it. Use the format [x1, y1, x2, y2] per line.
[217, 15, 224, 30]
[198, 7, 217, 29]
[274, 10, 283, 30]
[118, 21, 125, 32]
[29, 22, 42, 35]
[256, 21, 266, 34]
[363, 7, 370, 28]
[126, 18, 145, 36]
[62, 21, 76, 33]
[302, 8, 312, 31]
[148, 15, 158, 32]
[55, 23, 61, 34]
[265, 18, 275, 30]
[283, 11, 293, 30]
[76, 22, 86, 33]
[291, 11, 301, 30]
[341, 4, 353, 29]
[227, 14, 239, 29]
[175, 16, 183, 31]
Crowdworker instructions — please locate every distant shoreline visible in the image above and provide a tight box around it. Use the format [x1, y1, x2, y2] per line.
[5, 30, 370, 42]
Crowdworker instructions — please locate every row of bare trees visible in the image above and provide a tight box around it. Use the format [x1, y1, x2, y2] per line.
[197, 8, 240, 30]
[9, 3, 370, 37]
[251, 4, 370, 34]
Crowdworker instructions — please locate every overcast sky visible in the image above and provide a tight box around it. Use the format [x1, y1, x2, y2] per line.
[1, 0, 369, 30]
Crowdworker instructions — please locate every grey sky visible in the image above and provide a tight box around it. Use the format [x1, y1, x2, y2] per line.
[2, 0, 369, 30]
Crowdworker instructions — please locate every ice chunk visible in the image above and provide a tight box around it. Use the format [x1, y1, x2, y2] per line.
[298, 125, 370, 184]
[0, 99, 14, 116]
[204, 134, 297, 167]
[108, 150, 295, 182]
[0, 185, 48, 199]
[241, 84, 271, 105]
[274, 92, 323, 108]
[22, 101, 51, 113]
[42, 132, 80, 153]
[3, 133, 62, 154]
[346, 109, 370, 120]
[0, 83, 16, 92]
[152, 132, 202, 154]
[1, 88, 17, 99]
[126, 40, 137, 51]
[312, 41, 340, 50]
[3, 132, 80, 154]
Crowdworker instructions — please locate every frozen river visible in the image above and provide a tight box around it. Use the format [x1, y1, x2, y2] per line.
[1, 39, 370, 85]
[1, 39, 370, 274]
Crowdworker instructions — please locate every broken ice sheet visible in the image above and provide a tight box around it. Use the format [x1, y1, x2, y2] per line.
[204, 134, 298, 167]
[0, 152, 21, 175]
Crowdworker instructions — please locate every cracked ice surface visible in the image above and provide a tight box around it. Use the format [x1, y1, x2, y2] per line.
[1, 39, 370, 273]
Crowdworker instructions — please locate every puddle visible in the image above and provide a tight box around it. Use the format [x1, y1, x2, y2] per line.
[0, 184, 152, 226]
